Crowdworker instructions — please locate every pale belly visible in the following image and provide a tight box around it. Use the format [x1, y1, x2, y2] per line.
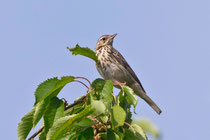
[96, 47, 134, 85]
[96, 62, 133, 84]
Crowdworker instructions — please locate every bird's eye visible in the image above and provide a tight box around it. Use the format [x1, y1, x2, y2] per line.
[102, 38, 106, 41]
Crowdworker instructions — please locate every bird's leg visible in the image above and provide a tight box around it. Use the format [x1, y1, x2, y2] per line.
[113, 82, 127, 93]
[113, 82, 127, 87]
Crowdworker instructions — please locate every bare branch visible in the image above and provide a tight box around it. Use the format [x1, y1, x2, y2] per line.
[27, 126, 44, 140]
[65, 95, 86, 110]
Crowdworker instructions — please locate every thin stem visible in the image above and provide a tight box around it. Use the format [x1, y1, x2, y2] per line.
[124, 122, 136, 134]
[75, 76, 91, 86]
[65, 95, 86, 110]
[28, 126, 44, 140]
[74, 80, 89, 89]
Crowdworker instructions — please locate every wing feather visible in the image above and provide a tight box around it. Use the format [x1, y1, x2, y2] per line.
[111, 48, 146, 93]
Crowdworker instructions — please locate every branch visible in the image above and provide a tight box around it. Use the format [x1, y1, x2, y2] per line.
[27, 126, 44, 140]
[65, 95, 86, 110]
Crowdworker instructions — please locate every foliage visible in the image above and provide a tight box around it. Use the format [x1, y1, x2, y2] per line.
[67, 44, 98, 62]
[17, 44, 160, 140]
[132, 119, 161, 138]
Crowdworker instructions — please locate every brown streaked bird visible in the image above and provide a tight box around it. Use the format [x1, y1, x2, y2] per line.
[95, 33, 162, 115]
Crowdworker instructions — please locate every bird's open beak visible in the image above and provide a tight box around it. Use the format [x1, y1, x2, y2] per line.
[110, 33, 117, 40]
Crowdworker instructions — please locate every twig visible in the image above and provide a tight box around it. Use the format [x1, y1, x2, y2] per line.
[75, 76, 92, 86]
[124, 122, 136, 134]
[88, 116, 96, 122]
[74, 80, 89, 89]
[61, 98, 68, 107]
[27, 126, 44, 140]
[65, 95, 86, 110]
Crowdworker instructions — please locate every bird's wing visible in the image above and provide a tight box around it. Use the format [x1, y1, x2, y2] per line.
[96, 62, 105, 78]
[111, 48, 146, 93]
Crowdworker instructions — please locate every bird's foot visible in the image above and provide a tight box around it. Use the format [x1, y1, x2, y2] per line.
[113, 82, 126, 87]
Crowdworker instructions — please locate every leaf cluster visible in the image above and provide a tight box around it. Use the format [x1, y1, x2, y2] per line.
[17, 45, 160, 140]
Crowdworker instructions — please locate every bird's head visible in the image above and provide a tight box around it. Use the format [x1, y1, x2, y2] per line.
[95, 33, 117, 50]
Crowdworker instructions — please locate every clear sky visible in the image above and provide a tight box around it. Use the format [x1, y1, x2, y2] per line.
[1, 0, 210, 140]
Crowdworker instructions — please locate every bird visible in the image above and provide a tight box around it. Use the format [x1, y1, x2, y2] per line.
[95, 33, 162, 115]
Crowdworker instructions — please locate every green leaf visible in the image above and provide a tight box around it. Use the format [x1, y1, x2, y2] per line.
[44, 97, 64, 133]
[88, 90, 100, 101]
[91, 78, 105, 93]
[53, 76, 75, 91]
[131, 124, 147, 140]
[64, 102, 85, 116]
[101, 80, 113, 109]
[33, 77, 74, 127]
[91, 100, 106, 115]
[75, 118, 93, 127]
[67, 44, 98, 62]
[123, 86, 138, 108]
[107, 129, 120, 140]
[59, 132, 77, 140]
[123, 129, 137, 140]
[99, 132, 107, 139]
[99, 114, 108, 123]
[119, 91, 132, 124]
[132, 119, 160, 138]
[38, 129, 47, 140]
[46, 115, 75, 140]
[111, 105, 126, 128]
[34, 77, 58, 105]
[46, 106, 94, 140]
[78, 127, 94, 140]
[33, 100, 49, 127]
[17, 108, 35, 140]
[34, 76, 75, 105]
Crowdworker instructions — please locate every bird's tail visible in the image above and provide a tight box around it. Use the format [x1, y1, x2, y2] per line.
[140, 92, 162, 115]
[131, 84, 162, 115]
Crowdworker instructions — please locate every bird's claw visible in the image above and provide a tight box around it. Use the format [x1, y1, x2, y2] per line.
[113, 82, 126, 87]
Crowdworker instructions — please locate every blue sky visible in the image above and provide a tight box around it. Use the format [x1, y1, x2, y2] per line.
[0, 0, 210, 139]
